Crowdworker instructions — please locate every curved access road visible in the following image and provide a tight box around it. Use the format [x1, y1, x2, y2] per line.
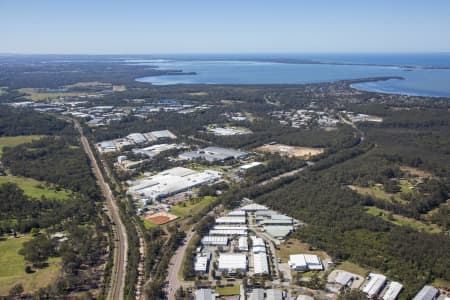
[74, 120, 128, 300]
[165, 229, 196, 300]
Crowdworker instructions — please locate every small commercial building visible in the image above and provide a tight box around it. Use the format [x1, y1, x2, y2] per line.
[266, 289, 284, 300]
[362, 273, 387, 299]
[288, 254, 323, 271]
[412, 285, 439, 300]
[382, 281, 403, 300]
[333, 270, 357, 287]
[218, 254, 247, 273]
[238, 236, 248, 251]
[249, 289, 265, 300]
[251, 236, 266, 254]
[194, 253, 211, 274]
[195, 289, 218, 300]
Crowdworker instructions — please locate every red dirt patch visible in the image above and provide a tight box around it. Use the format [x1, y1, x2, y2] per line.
[145, 212, 178, 225]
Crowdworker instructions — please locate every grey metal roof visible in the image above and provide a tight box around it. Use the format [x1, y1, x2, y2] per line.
[412, 285, 439, 300]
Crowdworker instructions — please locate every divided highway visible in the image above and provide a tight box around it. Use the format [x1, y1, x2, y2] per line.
[74, 120, 128, 300]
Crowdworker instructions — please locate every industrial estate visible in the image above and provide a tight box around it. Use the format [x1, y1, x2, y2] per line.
[0, 56, 449, 300]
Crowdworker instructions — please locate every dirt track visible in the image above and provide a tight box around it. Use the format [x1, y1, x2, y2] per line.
[74, 120, 128, 300]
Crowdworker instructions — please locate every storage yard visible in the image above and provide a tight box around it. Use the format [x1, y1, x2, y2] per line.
[256, 144, 324, 158]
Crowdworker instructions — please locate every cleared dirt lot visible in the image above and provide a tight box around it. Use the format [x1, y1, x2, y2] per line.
[145, 211, 178, 225]
[256, 144, 324, 158]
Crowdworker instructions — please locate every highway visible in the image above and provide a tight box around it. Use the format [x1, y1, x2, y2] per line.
[74, 120, 128, 300]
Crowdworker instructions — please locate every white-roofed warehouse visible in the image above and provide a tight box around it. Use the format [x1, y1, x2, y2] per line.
[382, 281, 403, 300]
[201, 236, 228, 246]
[253, 253, 269, 275]
[218, 253, 247, 273]
[362, 273, 387, 299]
[288, 254, 323, 271]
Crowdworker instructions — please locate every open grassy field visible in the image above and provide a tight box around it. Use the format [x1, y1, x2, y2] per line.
[0, 135, 44, 157]
[433, 278, 450, 289]
[337, 261, 369, 277]
[18, 88, 87, 101]
[276, 238, 330, 262]
[348, 183, 410, 205]
[0, 235, 61, 296]
[215, 284, 240, 296]
[170, 196, 216, 218]
[0, 175, 72, 200]
[65, 81, 109, 88]
[142, 219, 159, 230]
[365, 206, 442, 233]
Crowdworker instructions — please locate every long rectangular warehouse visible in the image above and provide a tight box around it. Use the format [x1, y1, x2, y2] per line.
[201, 236, 229, 246]
[253, 253, 269, 275]
[209, 229, 247, 236]
[215, 216, 246, 225]
[362, 273, 387, 299]
[213, 226, 248, 231]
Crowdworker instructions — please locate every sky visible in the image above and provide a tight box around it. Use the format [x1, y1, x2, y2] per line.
[1, 0, 450, 54]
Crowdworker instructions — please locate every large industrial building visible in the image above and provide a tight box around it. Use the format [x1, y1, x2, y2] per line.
[96, 129, 177, 153]
[179, 146, 248, 162]
[132, 143, 180, 158]
[127, 167, 220, 201]
[288, 254, 323, 271]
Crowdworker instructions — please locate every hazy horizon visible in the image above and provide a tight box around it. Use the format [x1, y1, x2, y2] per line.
[1, 0, 450, 54]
